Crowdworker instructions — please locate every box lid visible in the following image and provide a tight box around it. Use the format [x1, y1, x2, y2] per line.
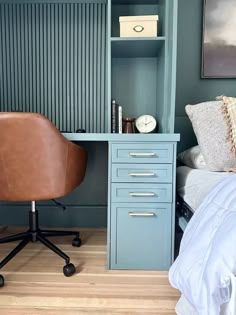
[119, 15, 159, 22]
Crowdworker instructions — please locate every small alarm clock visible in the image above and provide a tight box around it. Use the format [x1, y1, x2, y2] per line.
[135, 115, 157, 133]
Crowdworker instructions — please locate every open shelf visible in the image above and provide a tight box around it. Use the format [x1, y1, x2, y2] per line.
[111, 37, 165, 58]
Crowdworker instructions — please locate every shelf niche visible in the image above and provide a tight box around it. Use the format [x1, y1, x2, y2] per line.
[110, 0, 177, 134]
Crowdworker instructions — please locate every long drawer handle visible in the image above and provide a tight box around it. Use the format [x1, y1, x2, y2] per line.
[128, 172, 156, 177]
[129, 152, 156, 157]
[128, 212, 155, 217]
[129, 192, 156, 197]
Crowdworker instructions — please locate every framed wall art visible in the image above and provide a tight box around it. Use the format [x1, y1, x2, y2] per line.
[202, 0, 236, 78]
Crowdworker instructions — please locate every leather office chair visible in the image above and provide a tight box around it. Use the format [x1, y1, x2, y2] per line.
[0, 112, 87, 287]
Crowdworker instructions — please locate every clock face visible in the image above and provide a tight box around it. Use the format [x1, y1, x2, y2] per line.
[135, 115, 157, 133]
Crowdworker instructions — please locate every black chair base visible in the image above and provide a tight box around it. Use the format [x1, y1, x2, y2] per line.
[0, 210, 81, 287]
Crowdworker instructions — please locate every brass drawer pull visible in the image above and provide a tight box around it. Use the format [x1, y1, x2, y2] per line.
[128, 212, 155, 217]
[129, 152, 156, 157]
[128, 172, 155, 177]
[129, 192, 156, 197]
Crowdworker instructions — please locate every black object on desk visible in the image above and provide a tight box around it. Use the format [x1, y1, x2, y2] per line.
[76, 129, 86, 133]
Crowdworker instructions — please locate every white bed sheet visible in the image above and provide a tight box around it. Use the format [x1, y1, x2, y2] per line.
[171, 174, 236, 314]
[176, 166, 233, 211]
[175, 295, 197, 315]
[176, 272, 236, 315]
[175, 295, 232, 315]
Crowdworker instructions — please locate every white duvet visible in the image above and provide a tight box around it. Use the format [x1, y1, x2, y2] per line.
[169, 174, 236, 315]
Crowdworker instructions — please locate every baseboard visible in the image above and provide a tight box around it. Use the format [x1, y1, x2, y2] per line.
[0, 205, 107, 228]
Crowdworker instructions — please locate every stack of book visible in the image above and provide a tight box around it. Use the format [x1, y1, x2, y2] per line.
[111, 99, 122, 133]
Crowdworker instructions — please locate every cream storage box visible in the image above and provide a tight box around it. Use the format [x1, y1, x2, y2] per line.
[119, 15, 159, 37]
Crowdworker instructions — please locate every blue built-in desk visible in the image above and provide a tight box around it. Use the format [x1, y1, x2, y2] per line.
[63, 133, 180, 143]
[63, 133, 180, 270]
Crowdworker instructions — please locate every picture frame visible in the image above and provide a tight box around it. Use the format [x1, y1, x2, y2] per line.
[201, 0, 236, 78]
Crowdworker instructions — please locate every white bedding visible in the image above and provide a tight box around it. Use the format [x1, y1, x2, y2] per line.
[175, 294, 199, 315]
[169, 174, 236, 314]
[177, 166, 233, 211]
[176, 281, 236, 315]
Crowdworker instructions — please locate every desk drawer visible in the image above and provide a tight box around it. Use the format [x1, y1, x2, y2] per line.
[112, 163, 172, 183]
[112, 143, 173, 164]
[111, 183, 172, 203]
[110, 203, 172, 269]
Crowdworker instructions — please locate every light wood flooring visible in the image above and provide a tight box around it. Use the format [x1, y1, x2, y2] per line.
[0, 227, 180, 314]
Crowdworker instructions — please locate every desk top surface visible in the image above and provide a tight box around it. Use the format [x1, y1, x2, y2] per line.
[62, 133, 180, 142]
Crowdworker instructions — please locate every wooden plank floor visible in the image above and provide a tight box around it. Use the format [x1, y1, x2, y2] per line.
[0, 227, 180, 314]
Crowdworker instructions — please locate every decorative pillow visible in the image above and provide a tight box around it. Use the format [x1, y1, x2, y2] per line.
[177, 145, 207, 169]
[221, 96, 236, 155]
[185, 100, 236, 171]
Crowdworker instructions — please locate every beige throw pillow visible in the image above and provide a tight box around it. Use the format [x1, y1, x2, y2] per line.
[222, 96, 236, 156]
[185, 100, 236, 171]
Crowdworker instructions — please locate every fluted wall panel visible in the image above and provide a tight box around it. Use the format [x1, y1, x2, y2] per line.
[0, 2, 107, 132]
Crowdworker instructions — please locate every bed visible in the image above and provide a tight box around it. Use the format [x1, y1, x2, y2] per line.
[170, 98, 236, 314]
[174, 165, 236, 314]
[176, 165, 233, 231]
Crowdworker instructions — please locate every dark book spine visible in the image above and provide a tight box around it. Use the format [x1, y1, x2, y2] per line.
[111, 99, 117, 133]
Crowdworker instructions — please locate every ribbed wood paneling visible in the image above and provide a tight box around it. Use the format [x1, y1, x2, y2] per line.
[0, 2, 107, 132]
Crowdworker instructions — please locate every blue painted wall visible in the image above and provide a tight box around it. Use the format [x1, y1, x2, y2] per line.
[175, 0, 236, 152]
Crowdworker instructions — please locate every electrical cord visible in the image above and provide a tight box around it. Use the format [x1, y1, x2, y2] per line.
[51, 199, 66, 211]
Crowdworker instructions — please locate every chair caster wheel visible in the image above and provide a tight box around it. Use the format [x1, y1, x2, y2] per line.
[0, 275, 4, 287]
[63, 263, 76, 277]
[72, 237, 81, 247]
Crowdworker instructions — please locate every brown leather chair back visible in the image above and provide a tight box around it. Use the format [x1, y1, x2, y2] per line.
[0, 112, 87, 201]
